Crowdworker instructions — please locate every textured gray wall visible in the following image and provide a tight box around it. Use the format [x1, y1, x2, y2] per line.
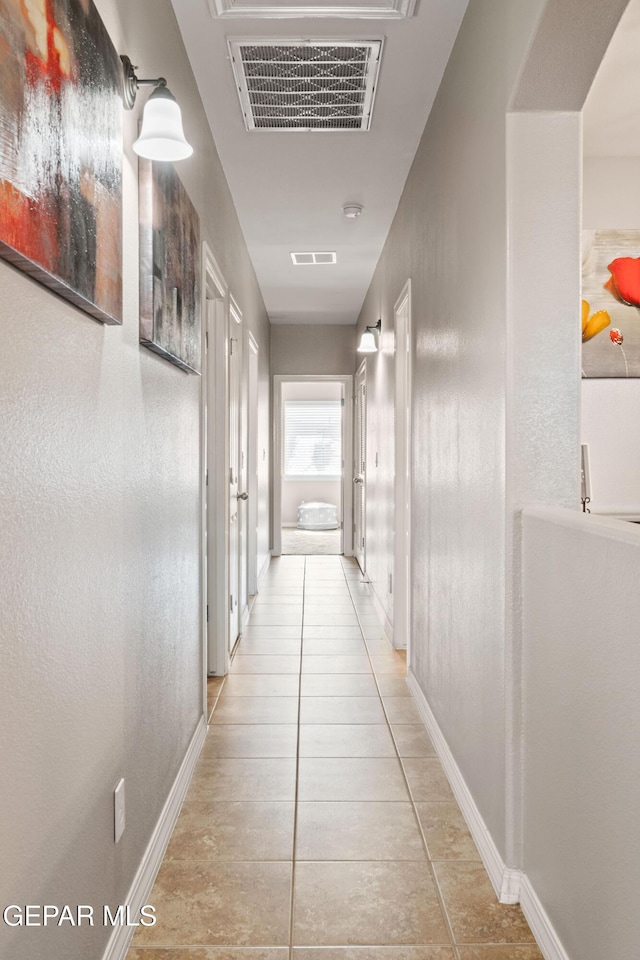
[355, 0, 542, 852]
[271, 324, 356, 376]
[353, 0, 623, 865]
[0, 1, 269, 958]
[523, 508, 640, 960]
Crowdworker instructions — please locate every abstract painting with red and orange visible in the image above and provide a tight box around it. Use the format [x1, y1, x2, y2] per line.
[582, 230, 640, 377]
[0, 0, 122, 324]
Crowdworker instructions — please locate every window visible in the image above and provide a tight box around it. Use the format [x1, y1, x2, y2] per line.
[284, 400, 342, 478]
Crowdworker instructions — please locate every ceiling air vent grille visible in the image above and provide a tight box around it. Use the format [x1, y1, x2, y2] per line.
[228, 39, 383, 132]
[291, 252, 337, 265]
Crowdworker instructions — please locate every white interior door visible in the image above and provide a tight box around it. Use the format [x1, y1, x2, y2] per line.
[205, 260, 228, 678]
[205, 300, 217, 676]
[228, 305, 241, 653]
[354, 362, 367, 573]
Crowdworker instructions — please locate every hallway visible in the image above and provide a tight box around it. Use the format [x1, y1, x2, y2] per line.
[4, 2, 640, 958]
[128, 556, 538, 957]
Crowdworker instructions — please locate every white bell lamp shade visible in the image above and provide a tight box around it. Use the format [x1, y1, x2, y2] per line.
[357, 330, 378, 353]
[133, 87, 193, 162]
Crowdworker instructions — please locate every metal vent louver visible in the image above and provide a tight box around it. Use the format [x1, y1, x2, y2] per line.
[228, 39, 383, 131]
[291, 251, 337, 264]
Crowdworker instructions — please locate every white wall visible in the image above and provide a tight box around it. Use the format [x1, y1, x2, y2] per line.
[0, 2, 270, 958]
[356, 0, 560, 850]
[581, 379, 640, 515]
[281, 380, 343, 401]
[522, 507, 640, 960]
[349, 1, 633, 956]
[583, 157, 640, 228]
[282, 481, 341, 524]
[513, 11, 638, 960]
[355, 0, 628, 878]
[280, 381, 342, 525]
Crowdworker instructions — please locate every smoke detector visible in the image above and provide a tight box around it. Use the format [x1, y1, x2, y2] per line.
[343, 203, 363, 218]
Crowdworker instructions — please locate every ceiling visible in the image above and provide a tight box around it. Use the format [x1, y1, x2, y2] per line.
[170, 0, 468, 324]
[583, 0, 640, 156]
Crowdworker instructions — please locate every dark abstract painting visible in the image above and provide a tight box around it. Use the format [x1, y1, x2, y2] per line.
[139, 160, 201, 374]
[0, 0, 123, 324]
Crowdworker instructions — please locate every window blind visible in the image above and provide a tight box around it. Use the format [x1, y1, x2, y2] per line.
[284, 400, 342, 477]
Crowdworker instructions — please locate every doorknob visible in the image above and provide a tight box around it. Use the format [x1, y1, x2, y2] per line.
[353, 477, 363, 485]
[236, 492, 249, 500]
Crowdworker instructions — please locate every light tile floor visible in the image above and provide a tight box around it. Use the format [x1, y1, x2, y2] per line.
[129, 556, 542, 960]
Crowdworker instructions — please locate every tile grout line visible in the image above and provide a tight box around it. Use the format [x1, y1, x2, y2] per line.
[137, 941, 420, 948]
[288, 553, 305, 960]
[289, 555, 354, 955]
[346, 573, 463, 960]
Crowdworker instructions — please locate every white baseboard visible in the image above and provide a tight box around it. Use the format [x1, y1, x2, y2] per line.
[101, 715, 207, 960]
[369, 584, 394, 644]
[406, 670, 520, 904]
[406, 669, 569, 960]
[519, 874, 571, 960]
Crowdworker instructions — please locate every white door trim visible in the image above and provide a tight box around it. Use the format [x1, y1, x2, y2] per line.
[247, 332, 259, 596]
[353, 360, 367, 574]
[273, 374, 353, 557]
[202, 242, 229, 679]
[229, 295, 244, 649]
[237, 314, 252, 627]
[393, 279, 413, 659]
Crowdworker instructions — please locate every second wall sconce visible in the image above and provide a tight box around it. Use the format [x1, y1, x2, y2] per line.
[121, 55, 193, 162]
[357, 318, 382, 353]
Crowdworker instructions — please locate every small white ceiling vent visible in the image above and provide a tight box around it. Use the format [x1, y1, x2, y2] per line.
[228, 39, 383, 132]
[291, 252, 337, 265]
[210, 0, 415, 19]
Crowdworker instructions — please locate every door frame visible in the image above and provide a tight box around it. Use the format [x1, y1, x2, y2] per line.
[229, 294, 244, 649]
[202, 242, 229, 682]
[272, 374, 353, 558]
[247, 332, 259, 596]
[353, 360, 367, 574]
[393, 279, 413, 661]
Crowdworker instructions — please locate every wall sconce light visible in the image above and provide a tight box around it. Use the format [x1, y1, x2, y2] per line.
[121, 55, 193, 162]
[357, 318, 381, 353]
